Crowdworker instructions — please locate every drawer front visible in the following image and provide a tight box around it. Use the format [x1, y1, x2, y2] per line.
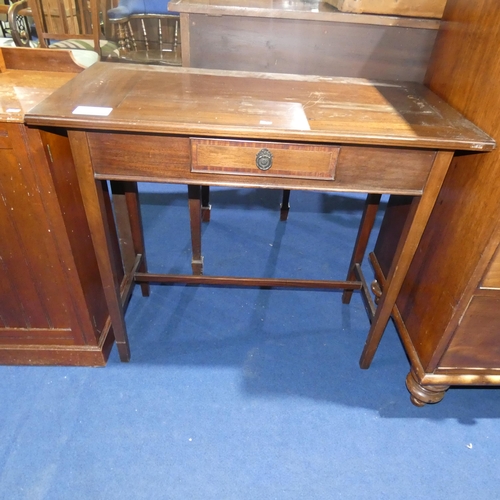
[0, 124, 12, 149]
[191, 139, 339, 180]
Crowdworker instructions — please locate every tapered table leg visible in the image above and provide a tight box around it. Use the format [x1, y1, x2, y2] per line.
[280, 189, 291, 221]
[342, 193, 382, 304]
[188, 185, 204, 275]
[69, 131, 131, 361]
[201, 185, 211, 222]
[359, 152, 454, 369]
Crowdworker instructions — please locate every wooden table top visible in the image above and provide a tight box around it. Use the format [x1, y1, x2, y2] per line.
[0, 48, 84, 123]
[169, 0, 440, 28]
[26, 62, 495, 152]
[0, 69, 76, 123]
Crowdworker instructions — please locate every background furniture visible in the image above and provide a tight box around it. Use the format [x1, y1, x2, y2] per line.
[172, 0, 440, 83]
[10, 0, 119, 58]
[107, 0, 181, 64]
[0, 47, 121, 365]
[173, 0, 441, 222]
[1, 0, 31, 42]
[367, 0, 500, 405]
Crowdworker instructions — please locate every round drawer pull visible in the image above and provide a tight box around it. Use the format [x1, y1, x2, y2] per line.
[256, 148, 273, 171]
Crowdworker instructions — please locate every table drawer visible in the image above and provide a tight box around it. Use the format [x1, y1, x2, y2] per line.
[191, 139, 339, 180]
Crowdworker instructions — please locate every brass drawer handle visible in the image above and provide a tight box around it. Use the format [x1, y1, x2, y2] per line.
[255, 148, 273, 171]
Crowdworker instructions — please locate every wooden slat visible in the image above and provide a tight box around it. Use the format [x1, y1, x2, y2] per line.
[134, 273, 363, 290]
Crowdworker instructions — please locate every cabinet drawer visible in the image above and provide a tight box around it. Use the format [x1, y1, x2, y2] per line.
[191, 139, 339, 180]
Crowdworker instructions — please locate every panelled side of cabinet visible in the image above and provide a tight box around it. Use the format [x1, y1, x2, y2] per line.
[0, 47, 118, 365]
[371, 0, 500, 405]
[0, 123, 114, 365]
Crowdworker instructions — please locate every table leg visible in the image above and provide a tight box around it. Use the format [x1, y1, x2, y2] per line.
[111, 181, 150, 297]
[124, 181, 150, 297]
[359, 151, 454, 368]
[342, 193, 382, 304]
[201, 185, 211, 222]
[68, 131, 131, 362]
[188, 184, 204, 275]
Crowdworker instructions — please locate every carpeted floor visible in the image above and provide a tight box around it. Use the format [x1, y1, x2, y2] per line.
[1, 183, 499, 499]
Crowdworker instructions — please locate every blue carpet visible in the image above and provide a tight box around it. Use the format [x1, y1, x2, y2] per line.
[1, 184, 499, 499]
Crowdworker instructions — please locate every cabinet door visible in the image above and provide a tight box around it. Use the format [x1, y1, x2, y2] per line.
[0, 124, 78, 343]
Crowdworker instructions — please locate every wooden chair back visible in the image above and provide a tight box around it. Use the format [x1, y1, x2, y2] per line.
[29, 0, 102, 55]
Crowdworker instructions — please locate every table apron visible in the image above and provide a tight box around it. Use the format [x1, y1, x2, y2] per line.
[87, 131, 437, 195]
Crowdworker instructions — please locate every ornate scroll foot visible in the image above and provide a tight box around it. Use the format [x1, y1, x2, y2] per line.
[406, 371, 449, 407]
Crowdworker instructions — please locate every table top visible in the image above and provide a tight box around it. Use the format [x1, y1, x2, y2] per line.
[0, 47, 86, 123]
[169, 0, 440, 28]
[0, 70, 75, 123]
[25, 62, 495, 152]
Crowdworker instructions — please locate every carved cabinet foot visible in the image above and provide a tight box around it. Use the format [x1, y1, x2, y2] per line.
[406, 371, 449, 407]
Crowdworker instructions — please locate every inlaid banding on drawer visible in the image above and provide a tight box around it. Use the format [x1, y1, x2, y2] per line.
[191, 139, 339, 180]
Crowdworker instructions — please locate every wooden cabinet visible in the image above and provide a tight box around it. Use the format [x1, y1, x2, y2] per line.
[370, 0, 500, 405]
[0, 48, 118, 365]
[175, 0, 440, 83]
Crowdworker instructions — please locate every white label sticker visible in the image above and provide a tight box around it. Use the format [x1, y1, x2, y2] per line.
[72, 105, 113, 116]
[6, 108, 21, 113]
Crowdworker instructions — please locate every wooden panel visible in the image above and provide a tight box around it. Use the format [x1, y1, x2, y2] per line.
[325, 0, 446, 18]
[1, 47, 85, 73]
[186, 14, 437, 82]
[174, 0, 439, 27]
[481, 244, 500, 289]
[335, 147, 434, 193]
[0, 139, 73, 330]
[37, 129, 110, 344]
[0, 328, 74, 345]
[191, 139, 339, 180]
[88, 132, 192, 178]
[0, 327, 114, 366]
[0, 149, 47, 328]
[439, 295, 500, 369]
